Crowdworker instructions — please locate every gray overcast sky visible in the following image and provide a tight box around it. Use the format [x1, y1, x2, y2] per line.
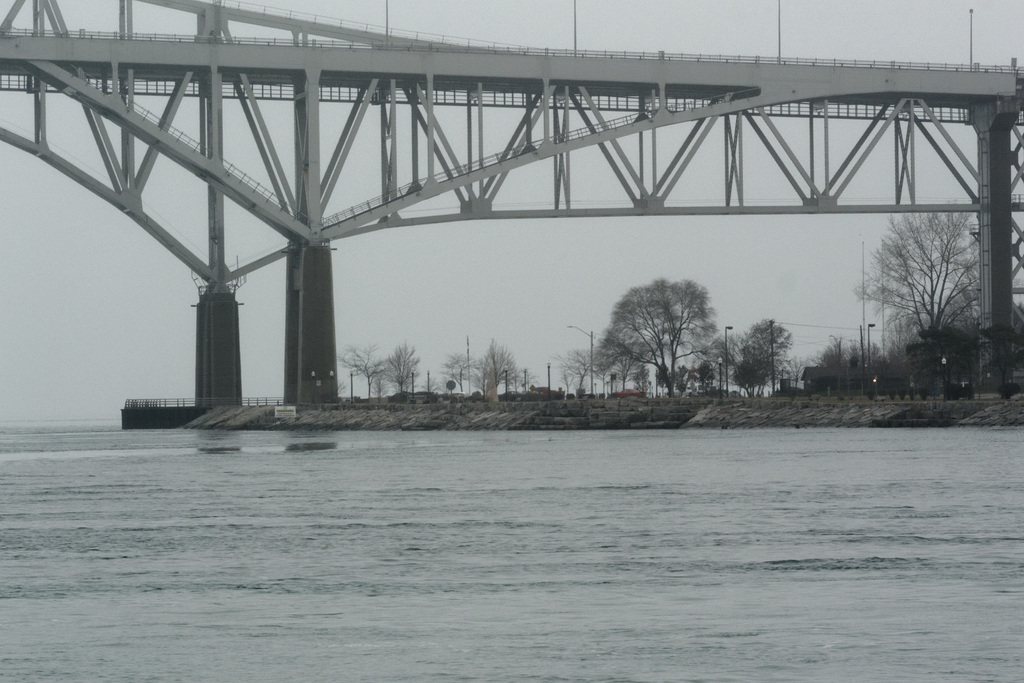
[2, 0, 1022, 421]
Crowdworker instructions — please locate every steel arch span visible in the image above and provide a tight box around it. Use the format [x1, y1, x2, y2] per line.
[2, 0, 1022, 405]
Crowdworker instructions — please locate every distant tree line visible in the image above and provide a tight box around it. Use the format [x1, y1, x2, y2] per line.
[338, 277, 807, 401]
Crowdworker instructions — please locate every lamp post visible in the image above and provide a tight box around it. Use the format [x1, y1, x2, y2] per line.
[350, 371, 354, 402]
[969, 8, 974, 67]
[567, 325, 594, 396]
[547, 363, 552, 400]
[941, 356, 948, 400]
[573, 0, 581, 54]
[724, 325, 733, 398]
[777, 0, 781, 63]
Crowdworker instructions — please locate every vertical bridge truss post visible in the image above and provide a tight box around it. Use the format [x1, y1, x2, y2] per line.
[2, 0, 1023, 404]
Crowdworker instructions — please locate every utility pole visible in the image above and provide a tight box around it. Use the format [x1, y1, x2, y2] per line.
[769, 319, 776, 395]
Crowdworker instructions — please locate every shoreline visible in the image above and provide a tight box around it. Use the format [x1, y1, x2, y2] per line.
[184, 398, 1024, 431]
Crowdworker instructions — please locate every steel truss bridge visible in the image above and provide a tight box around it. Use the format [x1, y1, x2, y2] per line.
[2, 0, 1023, 404]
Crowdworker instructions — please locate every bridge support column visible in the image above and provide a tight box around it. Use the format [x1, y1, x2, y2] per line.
[195, 290, 242, 405]
[284, 244, 339, 404]
[973, 99, 1019, 330]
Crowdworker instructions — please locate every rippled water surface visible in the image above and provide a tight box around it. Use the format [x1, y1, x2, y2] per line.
[1, 425, 1022, 681]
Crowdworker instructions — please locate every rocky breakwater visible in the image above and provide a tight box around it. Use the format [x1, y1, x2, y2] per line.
[186, 398, 702, 431]
[684, 399, 1024, 429]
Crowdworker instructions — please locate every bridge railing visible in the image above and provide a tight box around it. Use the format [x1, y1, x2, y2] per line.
[3, 28, 1019, 75]
[321, 111, 645, 227]
[124, 397, 285, 408]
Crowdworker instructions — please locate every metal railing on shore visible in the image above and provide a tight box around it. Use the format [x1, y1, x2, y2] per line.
[124, 397, 284, 409]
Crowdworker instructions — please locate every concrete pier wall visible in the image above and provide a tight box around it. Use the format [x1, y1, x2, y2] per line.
[284, 245, 338, 404]
[195, 291, 241, 405]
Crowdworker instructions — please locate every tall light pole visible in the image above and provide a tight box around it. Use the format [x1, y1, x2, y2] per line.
[573, 0, 581, 54]
[777, 0, 782, 63]
[969, 9, 974, 67]
[724, 326, 733, 398]
[567, 325, 594, 396]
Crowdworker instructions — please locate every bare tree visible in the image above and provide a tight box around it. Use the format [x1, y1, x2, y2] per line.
[557, 348, 591, 395]
[863, 213, 978, 333]
[371, 373, 386, 400]
[441, 351, 474, 393]
[736, 319, 793, 395]
[385, 342, 420, 394]
[597, 343, 642, 395]
[340, 344, 385, 400]
[475, 339, 517, 399]
[600, 278, 716, 397]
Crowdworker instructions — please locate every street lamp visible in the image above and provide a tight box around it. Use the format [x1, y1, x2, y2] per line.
[777, 0, 782, 63]
[547, 362, 552, 400]
[724, 326, 733, 398]
[969, 8, 974, 67]
[941, 356, 948, 400]
[567, 325, 594, 396]
[573, 0, 578, 54]
[350, 371, 354, 402]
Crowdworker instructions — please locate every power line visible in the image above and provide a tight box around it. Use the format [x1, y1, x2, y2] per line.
[776, 321, 861, 332]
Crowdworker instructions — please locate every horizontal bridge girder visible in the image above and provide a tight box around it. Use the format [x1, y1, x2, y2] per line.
[1, 35, 1018, 108]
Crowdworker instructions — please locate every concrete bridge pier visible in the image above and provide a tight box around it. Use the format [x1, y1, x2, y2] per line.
[973, 98, 1019, 330]
[195, 289, 242, 405]
[284, 243, 339, 404]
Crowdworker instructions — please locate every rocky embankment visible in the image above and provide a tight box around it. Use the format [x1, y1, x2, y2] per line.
[687, 399, 1024, 428]
[186, 398, 1024, 431]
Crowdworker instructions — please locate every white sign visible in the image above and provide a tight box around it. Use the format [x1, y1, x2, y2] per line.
[275, 406, 297, 419]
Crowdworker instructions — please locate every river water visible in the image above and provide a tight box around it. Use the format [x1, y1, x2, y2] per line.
[1, 424, 1021, 682]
